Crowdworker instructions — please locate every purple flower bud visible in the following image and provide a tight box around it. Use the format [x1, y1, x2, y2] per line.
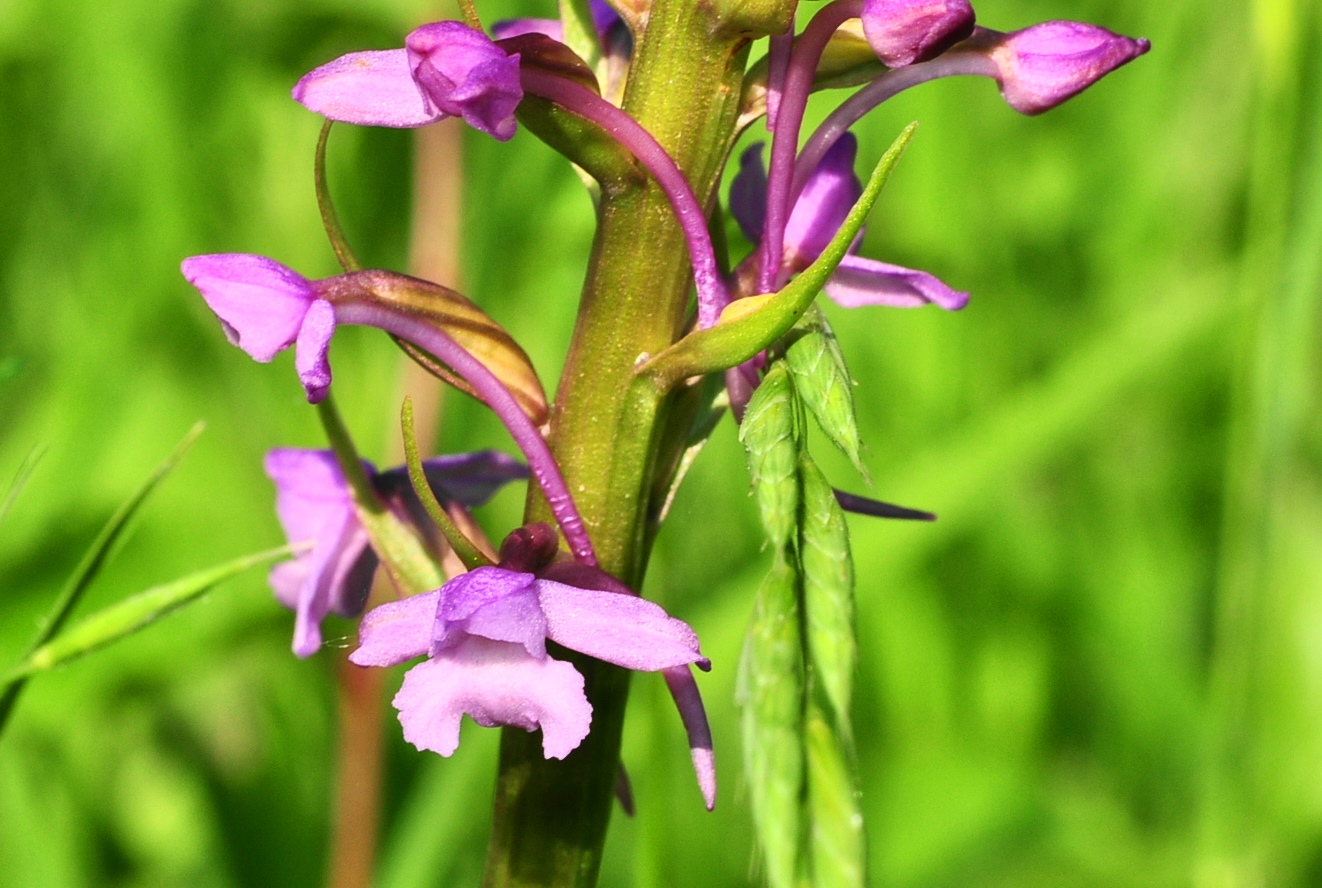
[861, 0, 976, 68]
[981, 21, 1150, 115]
[181, 254, 335, 402]
[293, 21, 523, 141]
[405, 22, 523, 141]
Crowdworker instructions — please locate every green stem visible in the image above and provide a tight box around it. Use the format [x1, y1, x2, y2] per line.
[481, 2, 750, 885]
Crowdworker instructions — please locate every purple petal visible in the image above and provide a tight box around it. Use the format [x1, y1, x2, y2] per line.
[288, 506, 365, 658]
[784, 133, 862, 267]
[729, 144, 768, 244]
[861, 0, 976, 68]
[491, 18, 563, 41]
[433, 567, 546, 658]
[393, 637, 592, 759]
[536, 580, 709, 671]
[825, 254, 969, 310]
[663, 666, 716, 810]
[292, 49, 444, 128]
[988, 22, 1150, 115]
[295, 298, 336, 403]
[419, 451, 529, 506]
[406, 22, 523, 141]
[264, 448, 361, 545]
[182, 254, 315, 362]
[589, 0, 622, 35]
[351, 589, 441, 667]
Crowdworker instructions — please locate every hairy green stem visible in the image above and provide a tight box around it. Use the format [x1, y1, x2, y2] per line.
[481, 2, 751, 885]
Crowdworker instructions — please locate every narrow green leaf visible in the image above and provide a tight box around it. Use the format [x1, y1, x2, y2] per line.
[8, 546, 292, 682]
[740, 362, 803, 550]
[637, 123, 918, 389]
[784, 305, 867, 480]
[804, 703, 865, 888]
[401, 397, 491, 571]
[0, 446, 43, 534]
[0, 422, 204, 735]
[736, 556, 806, 888]
[317, 395, 444, 596]
[798, 452, 857, 742]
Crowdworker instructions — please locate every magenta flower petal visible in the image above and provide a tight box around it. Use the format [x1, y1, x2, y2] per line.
[433, 566, 547, 658]
[730, 144, 769, 245]
[351, 589, 442, 666]
[490, 18, 563, 41]
[826, 253, 969, 310]
[292, 49, 443, 128]
[294, 298, 336, 403]
[536, 579, 709, 671]
[406, 22, 523, 141]
[663, 666, 717, 810]
[987, 22, 1151, 115]
[861, 0, 976, 68]
[265, 448, 380, 657]
[182, 254, 315, 362]
[415, 451, 528, 506]
[394, 637, 592, 758]
[784, 133, 861, 267]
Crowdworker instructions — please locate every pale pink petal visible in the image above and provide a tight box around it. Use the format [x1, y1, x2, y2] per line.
[393, 637, 592, 759]
[292, 49, 444, 128]
[536, 580, 709, 671]
[182, 254, 314, 362]
[294, 298, 336, 403]
[433, 566, 546, 657]
[351, 589, 441, 667]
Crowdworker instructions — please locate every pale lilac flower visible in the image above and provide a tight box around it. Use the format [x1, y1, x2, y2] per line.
[352, 564, 714, 797]
[182, 253, 335, 402]
[266, 448, 527, 658]
[974, 21, 1151, 115]
[731, 133, 968, 310]
[292, 21, 522, 140]
[861, 0, 975, 68]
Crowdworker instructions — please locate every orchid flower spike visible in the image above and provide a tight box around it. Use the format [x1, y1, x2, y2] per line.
[351, 526, 716, 807]
[266, 448, 527, 658]
[292, 21, 523, 140]
[861, 0, 976, 68]
[731, 132, 968, 310]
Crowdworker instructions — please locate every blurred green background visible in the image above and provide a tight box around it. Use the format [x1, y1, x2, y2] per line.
[1, 0, 1319, 885]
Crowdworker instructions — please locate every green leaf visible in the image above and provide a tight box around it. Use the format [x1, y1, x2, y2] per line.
[736, 556, 806, 888]
[784, 305, 867, 480]
[798, 452, 857, 741]
[637, 122, 918, 390]
[740, 362, 803, 550]
[0, 446, 43, 535]
[804, 703, 865, 888]
[0, 422, 204, 736]
[8, 546, 292, 682]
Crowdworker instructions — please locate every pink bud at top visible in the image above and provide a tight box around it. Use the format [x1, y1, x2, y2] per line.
[983, 21, 1150, 115]
[861, 0, 975, 68]
[405, 22, 523, 141]
[292, 21, 523, 140]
